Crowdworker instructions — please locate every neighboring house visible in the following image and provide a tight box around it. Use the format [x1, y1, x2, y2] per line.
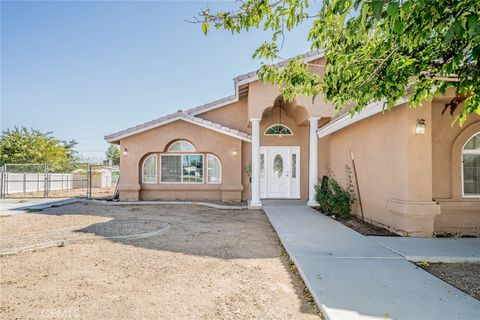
[105, 49, 480, 236]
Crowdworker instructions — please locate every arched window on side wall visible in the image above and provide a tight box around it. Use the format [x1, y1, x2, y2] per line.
[207, 154, 221, 184]
[462, 132, 480, 197]
[142, 154, 157, 183]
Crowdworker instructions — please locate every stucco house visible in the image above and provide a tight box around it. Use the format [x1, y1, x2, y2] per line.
[105, 50, 480, 237]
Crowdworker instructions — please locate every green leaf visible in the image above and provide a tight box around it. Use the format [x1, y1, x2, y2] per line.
[372, 0, 383, 20]
[201, 22, 209, 35]
[387, 2, 399, 19]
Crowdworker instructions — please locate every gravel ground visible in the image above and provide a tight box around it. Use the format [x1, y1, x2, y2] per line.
[316, 211, 397, 236]
[0, 202, 320, 319]
[421, 263, 480, 300]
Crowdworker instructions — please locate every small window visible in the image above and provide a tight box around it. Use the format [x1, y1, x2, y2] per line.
[168, 140, 196, 152]
[260, 154, 265, 179]
[292, 153, 297, 178]
[463, 132, 480, 197]
[142, 155, 157, 183]
[264, 124, 293, 136]
[273, 154, 284, 178]
[207, 154, 221, 184]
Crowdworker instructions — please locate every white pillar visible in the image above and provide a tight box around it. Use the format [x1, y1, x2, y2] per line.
[307, 117, 319, 206]
[250, 118, 262, 207]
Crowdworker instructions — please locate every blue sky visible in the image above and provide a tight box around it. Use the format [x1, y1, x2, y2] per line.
[1, 1, 315, 161]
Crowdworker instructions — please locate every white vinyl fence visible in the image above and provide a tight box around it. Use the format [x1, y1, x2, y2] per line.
[3, 173, 75, 195]
[0, 163, 116, 198]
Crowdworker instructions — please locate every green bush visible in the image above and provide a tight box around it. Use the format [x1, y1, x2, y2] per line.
[315, 166, 356, 219]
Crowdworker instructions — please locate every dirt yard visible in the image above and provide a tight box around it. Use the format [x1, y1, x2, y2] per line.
[0, 202, 319, 319]
[5, 186, 116, 199]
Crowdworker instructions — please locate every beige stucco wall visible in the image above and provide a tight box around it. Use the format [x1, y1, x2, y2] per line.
[431, 101, 480, 235]
[319, 99, 480, 236]
[319, 102, 442, 236]
[247, 81, 333, 120]
[118, 120, 243, 201]
[199, 97, 249, 132]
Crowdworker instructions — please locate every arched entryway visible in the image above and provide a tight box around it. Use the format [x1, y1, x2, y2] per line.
[248, 94, 323, 207]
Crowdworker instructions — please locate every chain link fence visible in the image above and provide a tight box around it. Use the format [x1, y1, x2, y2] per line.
[0, 163, 119, 199]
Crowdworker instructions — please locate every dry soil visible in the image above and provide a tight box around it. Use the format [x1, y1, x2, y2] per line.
[0, 202, 319, 319]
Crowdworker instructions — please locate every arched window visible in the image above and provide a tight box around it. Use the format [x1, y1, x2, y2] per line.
[462, 132, 480, 197]
[207, 154, 222, 184]
[264, 124, 293, 136]
[142, 154, 157, 183]
[161, 140, 203, 183]
[168, 140, 196, 152]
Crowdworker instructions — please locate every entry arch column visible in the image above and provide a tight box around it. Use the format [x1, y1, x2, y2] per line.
[250, 118, 262, 208]
[308, 117, 320, 206]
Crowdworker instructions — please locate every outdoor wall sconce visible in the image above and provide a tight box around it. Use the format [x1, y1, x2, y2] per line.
[415, 119, 426, 135]
[123, 148, 128, 156]
[232, 147, 238, 156]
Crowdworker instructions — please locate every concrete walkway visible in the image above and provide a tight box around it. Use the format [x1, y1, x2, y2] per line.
[0, 198, 78, 216]
[263, 201, 480, 320]
[371, 236, 480, 263]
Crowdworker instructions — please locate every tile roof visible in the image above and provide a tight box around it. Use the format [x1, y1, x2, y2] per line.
[183, 95, 237, 115]
[104, 111, 251, 142]
[234, 49, 324, 82]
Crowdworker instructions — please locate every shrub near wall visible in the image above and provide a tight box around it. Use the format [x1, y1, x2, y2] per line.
[315, 166, 356, 219]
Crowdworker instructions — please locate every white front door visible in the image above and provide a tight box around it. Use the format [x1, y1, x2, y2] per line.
[260, 146, 300, 199]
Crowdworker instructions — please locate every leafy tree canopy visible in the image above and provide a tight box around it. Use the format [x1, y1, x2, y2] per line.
[0, 127, 78, 165]
[198, 0, 480, 125]
[105, 144, 120, 166]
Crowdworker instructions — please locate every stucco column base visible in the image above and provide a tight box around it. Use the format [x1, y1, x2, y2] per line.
[307, 201, 319, 207]
[118, 184, 141, 202]
[387, 199, 441, 237]
[247, 200, 263, 210]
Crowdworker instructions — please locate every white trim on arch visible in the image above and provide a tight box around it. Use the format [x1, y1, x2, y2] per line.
[168, 140, 196, 152]
[461, 131, 480, 198]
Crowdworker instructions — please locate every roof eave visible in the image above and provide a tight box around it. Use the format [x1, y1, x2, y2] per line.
[104, 116, 251, 143]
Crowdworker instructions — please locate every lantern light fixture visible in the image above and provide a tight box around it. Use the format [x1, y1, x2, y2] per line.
[415, 119, 426, 135]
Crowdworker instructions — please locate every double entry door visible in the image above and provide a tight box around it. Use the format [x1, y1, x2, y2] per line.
[259, 146, 300, 199]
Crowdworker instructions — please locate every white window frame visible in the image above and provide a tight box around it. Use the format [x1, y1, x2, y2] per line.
[461, 132, 480, 198]
[206, 154, 222, 184]
[142, 154, 157, 184]
[167, 140, 196, 152]
[264, 124, 293, 136]
[160, 153, 204, 184]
